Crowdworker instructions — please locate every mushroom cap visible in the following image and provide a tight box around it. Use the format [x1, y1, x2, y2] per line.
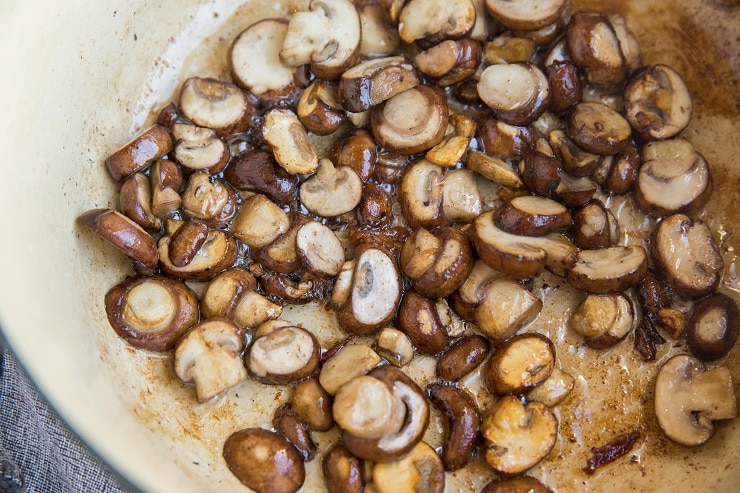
[246, 325, 320, 385]
[178, 77, 255, 136]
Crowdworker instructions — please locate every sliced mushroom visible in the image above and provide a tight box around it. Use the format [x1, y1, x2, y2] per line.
[296, 221, 345, 277]
[375, 327, 415, 367]
[483, 35, 537, 64]
[374, 148, 410, 184]
[566, 102, 631, 156]
[654, 354, 737, 446]
[263, 109, 319, 175]
[400, 227, 474, 298]
[231, 194, 290, 249]
[273, 403, 317, 462]
[224, 150, 299, 206]
[120, 172, 160, 232]
[323, 445, 364, 493]
[475, 279, 543, 345]
[548, 129, 602, 178]
[293, 377, 334, 432]
[593, 144, 640, 195]
[150, 158, 183, 218]
[485, 333, 555, 395]
[299, 159, 363, 217]
[652, 214, 724, 299]
[261, 272, 332, 305]
[571, 199, 619, 249]
[465, 151, 525, 189]
[180, 171, 237, 226]
[357, 183, 394, 229]
[481, 477, 554, 493]
[253, 212, 311, 275]
[566, 11, 627, 91]
[378, 0, 407, 24]
[297, 80, 346, 135]
[178, 77, 255, 137]
[319, 343, 383, 395]
[526, 367, 575, 407]
[686, 293, 739, 361]
[437, 334, 490, 381]
[569, 292, 634, 349]
[105, 124, 173, 181]
[477, 117, 536, 162]
[335, 245, 402, 335]
[494, 195, 572, 237]
[485, 0, 566, 31]
[565, 246, 648, 294]
[104, 275, 198, 351]
[372, 86, 449, 155]
[173, 319, 247, 402]
[230, 19, 302, 104]
[518, 151, 562, 197]
[481, 395, 558, 476]
[77, 209, 159, 274]
[414, 39, 482, 87]
[477, 62, 551, 126]
[399, 159, 446, 228]
[372, 441, 445, 493]
[427, 384, 481, 472]
[246, 325, 320, 385]
[280, 0, 361, 80]
[634, 139, 712, 217]
[442, 168, 482, 222]
[331, 128, 378, 183]
[334, 374, 406, 439]
[624, 64, 692, 141]
[201, 269, 282, 329]
[546, 61, 583, 115]
[339, 56, 419, 113]
[424, 114, 476, 168]
[167, 219, 209, 267]
[223, 428, 305, 493]
[554, 173, 598, 207]
[397, 0, 475, 46]
[359, 3, 401, 58]
[158, 227, 238, 281]
[396, 291, 450, 355]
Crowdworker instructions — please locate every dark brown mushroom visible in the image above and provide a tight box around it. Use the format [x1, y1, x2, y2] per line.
[546, 61, 583, 115]
[105, 124, 173, 181]
[566, 11, 627, 91]
[357, 182, 393, 229]
[494, 195, 572, 237]
[437, 334, 490, 381]
[571, 199, 619, 249]
[566, 102, 631, 156]
[396, 291, 450, 355]
[180, 172, 237, 226]
[273, 403, 317, 462]
[565, 246, 648, 294]
[519, 151, 562, 198]
[427, 383, 481, 471]
[554, 173, 598, 207]
[593, 144, 640, 195]
[224, 150, 299, 207]
[414, 39, 482, 87]
[477, 116, 536, 162]
[331, 128, 378, 183]
[158, 225, 238, 281]
[569, 292, 635, 349]
[150, 158, 183, 218]
[167, 219, 209, 267]
[687, 293, 739, 361]
[119, 173, 160, 232]
[339, 56, 419, 113]
[548, 129, 602, 178]
[293, 377, 334, 432]
[261, 272, 332, 305]
[297, 80, 346, 135]
[253, 212, 311, 275]
[323, 445, 364, 493]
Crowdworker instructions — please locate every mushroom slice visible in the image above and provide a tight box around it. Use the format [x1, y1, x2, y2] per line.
[396, 291, 450, 355]
[425, 384, 480, 471]
[180, 172, 237, 226]
[571, 199, 619, 249]
[465, 151, 525, 189]
[482, 477, 553, 493]
[105, 124, 173, 181]
[246, 325, 320, 385]
[178, 77, 255, 137]
[319, 343, 382, 395]
[483, 35, 537, 64]
[494, 195, 572, 237]
[654, 355, 737, 446]
[554, 174, 598, 208]
[254, 212, 311, 275]
[333, 375, 406, 439]
[475, 279, 543, 346]
[609, 14, 641, 72]
[297, 80, 346, 136]
[437, 334, 490, 381]
[625, 64, 691, 141]
[280, 0, 361, 80]
[201, 269, 282, 329]
[120, 173, 160, 232]
[173, 319, 247, 402]
[399, 159, 446, 228]
[397, 0, 475, 46]
[372, 86, 449, 155]
[224, 428, 305, 493]
[171, 123, 230, 175]
[261, 272, 332, 305]
[167, 219, 209, 267]
[378, 0, 407, 24]
[359, 3, 400, 57]
[104, 275, 198, 351]
[547, 61, 583, 115]
[549, 129, 602, 178]
[687, 293, 740, 361]
[299, 159, 363, 217]
[566, 102, 631, 156]
[566, 246, 648, 294]
[569, 292, 634, 349]
[332, 128, 379, 183]
[263, 109, 319, 175]
[566, 11, 627, 91]
[158, 227, 238, 281]
[477, 62, 550, 126]
[372, 441, 445, 493]
[150, 158, 183, 218]
[229, 19, 300, 103]
[336, 245, 402, 335]
[426, 114, 477, 168]
[224, 150, 299, 207]
[449, 260, 502, 321]
[231, 194, 290, 249]
[400, 227, 474, 299]
[526, 368, 575, 407]
[77, 209, 159, 274]
[634, 139, 712, 217]
[376, 328, 415, 368]
[485, 0, 566, 31]
[442, 168, 482, 223]
[339, 56, 419, 113]
[323, 445, 363, 493]
[296, 221, 345, 277]
[485, 333, 555, 395]
[414, 39, 482, 87]
[477, 117, 536, 162]
[519, 151, 562, 198]
[651, 214, 724, 299]
[357, 182, 394, 228]
[481, 396, 558, 476]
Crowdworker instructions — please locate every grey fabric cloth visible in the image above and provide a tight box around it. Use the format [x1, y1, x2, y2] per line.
[0, 344, 138, 493]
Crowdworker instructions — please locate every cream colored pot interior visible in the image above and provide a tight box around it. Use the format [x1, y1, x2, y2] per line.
[0, 1, 738, 492]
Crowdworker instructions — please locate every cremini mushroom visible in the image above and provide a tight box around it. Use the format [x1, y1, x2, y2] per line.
[105, 124, 173, 181]
[372, 441, 445, 493]
[299, 158, 363, 217]
[437, 334, 490, 381]
[158, 222, 238, 281]
[477, 117, 536, 162]
[200, 268, 282, 329]
[624, 64, 692, 141]
[485, 0, 567, 31]
[293, 377, 334, 432]
[357, 183, 393, 229]
[333, 374, 406, 440]
[592, 145, 640, 195]
[397, 0, 475, 47]
[149, 158, 183, 218]
[483, 34, 537, 64]
[178, 77, 255, 137]
[253, 212, 311, 274]
[166, 219, 209, 267]
[571, 199, 619, 249]
[546, 61, 583, 115]
[566, 102, 631, 156]
[246, 325, 320, 385]
[231, 194, 290, 249]
[262, 109, 319, 175]
[375, 327, 415, 367]
[426, 114, 477, 168]
[569, 292, 634, 349]
[399, 159, 446, 228]
[651, 214, 724, 299]
[119, 173, 160, 232]
[526, 368, 575, 407]
[295, 220, 346, 277]
[280, 0, 361, 80]
[104, 275, 198, 351]
[427, 383, 481, 471]
[518, 151, 562, 197]
[414, 39, 482, 87]
[566, 11, 627, 91]
[339, 56, 419, 113]
[319, 343, 382, 395]
[687, 293, 740, 361]
[475, 279, 543, 346]
[261, 272, 332, 305]
[549, 129, 602, 178]
[481, 477, 554, 493]
[273, 403, 317, 462]
[224, 150, 299, 207]
[396, 291, 450, 355]
[297, 80, 346, 135]
[180, 171, 237, 226]
[358, 3, 400, 58]
[485, 333, 555, 395]
[565, 246, 648, 294]
[554, 174, 598, 207]
[331, 128, 378, 183]
[442, 168, 482, 222]
[465, 151, 525, 189]
[634, 139, 712, 217]
[323, 445, 364, 493]
[654, 354, 737, 446]
[477, 62, 551, 126]
[494, 195, 572, 237]
[173, 319, 247, 402]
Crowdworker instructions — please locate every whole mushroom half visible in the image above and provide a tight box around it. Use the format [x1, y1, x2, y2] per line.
[246, 325, 320, 385]
[178, 77, 256, 137]
[299, 159, 363, 217]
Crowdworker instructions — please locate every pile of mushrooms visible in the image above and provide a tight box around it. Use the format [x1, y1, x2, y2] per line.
[78, 0, 738, 491]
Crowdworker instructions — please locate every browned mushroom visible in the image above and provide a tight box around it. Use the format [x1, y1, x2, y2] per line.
[223, 150, 299, 206]
[178, 77, 256, 137]
[246, 325, 320, 385]
[437, 334, 490, 381]
[104, 275, 198, 351]
[323, 445, 364, 493]
[173, 319, 248, 402]
[261, 272, 332, 305]
[333, 374, 406, 439]
[396, 291, 450, 355]
[426, 383, 480, 471]
[358, 3, 401, 58]
[331, 128, 378, 183]
[592, 145, 640, 195]
[280, 0, 362, 80]
[483, 35, 537, 64]
[399, 159, 446, 228]
[485, 333, 555, 395]
[375, 327, 415, 367]
[565, 246, 648, 294]
[546, 61, 583, 115]
[477, 62, 551, 126]
[548, 129, 602, 178]
[475, 279, 543, 346]
[554, 173, 598, 207]
[253, 212, 311, 275]
[566, 11, 627, 91]
[526, 368, 575, 407]
[339, 56, 419, 113]
[295, 221, 346, 277]
[167, 219, 208, 267]
[171, 122, 230, 176]
[442, 168, 482, 222]
[566, 102, 631, 156]
[397, 0, 476, 47]
[481, 477, 554, 493]
[374, 148, 410, 183]
[518, 151, 562, 197]
[180, 172, 238, 226]
[318, 343, 382, 395]
[372, 86, 449, 155]
[477, 116, 536, 162]
[426, 113, 477, 168]
[231, 194, 290, 249]
[357, 183, 393, 228]
[293, 377, 334, 432]
[263, 109, 319, 175]
[150, 158, 183, 218]
[485, 0, 566, 31]
[158, 224, 238, 281]
[105, 124, 173, 181]
[372, 441, 445, 492]
[119, 173, 160, 232]
[273, 403, 317, 462]
[687, 293, 740, 361]
[465, 151, 525, 189]
[571, 199, 619, 249]
[297, 80, 346, 135]
[299, 159, 363, 217]
[569, 292, 635, 349]
[414, 39, 482, 87]
[494, 195, 572, 237]
[200, 269, 282, 329]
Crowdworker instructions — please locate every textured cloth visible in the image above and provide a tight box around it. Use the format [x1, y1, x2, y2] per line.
[0, 344, 137, 493]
